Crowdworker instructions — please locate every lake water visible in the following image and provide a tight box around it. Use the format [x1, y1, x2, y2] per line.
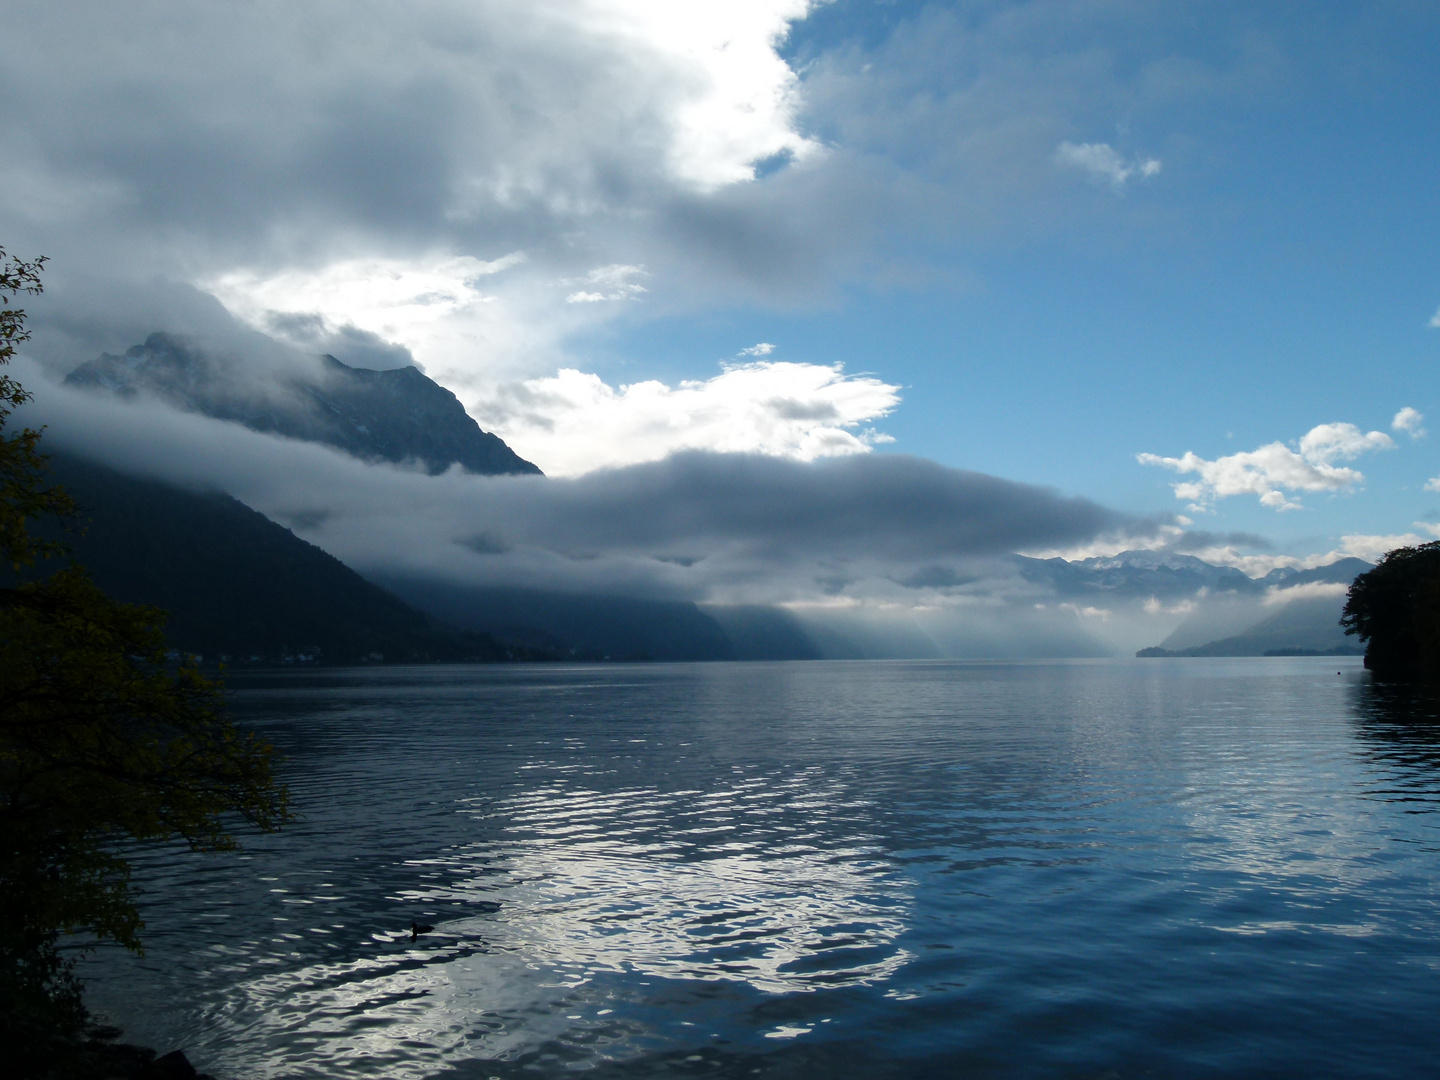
[79, 658, 1440, 1079]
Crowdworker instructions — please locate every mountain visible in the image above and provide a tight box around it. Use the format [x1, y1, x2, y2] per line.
[1136, 557, 1371, 658]
[1138, 600, 1364, 657]
[1257, 557, 1373, 589]
[1016, 549, 1263, 601]
[65, 332, 541, 476]
[20, 455, 762, 665]
[374, 577, 739, 662]
[702, 605, 824, 661]
[23, 453, 509, 664]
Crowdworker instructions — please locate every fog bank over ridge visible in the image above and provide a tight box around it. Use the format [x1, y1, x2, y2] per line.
[11, 333, 1364, 659]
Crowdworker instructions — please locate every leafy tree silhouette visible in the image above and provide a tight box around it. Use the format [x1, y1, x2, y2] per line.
[1342, 541, 1440, 681]
[0, 248, 289, 1074]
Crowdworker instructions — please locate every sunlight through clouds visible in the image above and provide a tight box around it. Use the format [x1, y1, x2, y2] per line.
[475, 360, 901, 476]
[595, 0, 824, 188]
[207, 253, 527, 375]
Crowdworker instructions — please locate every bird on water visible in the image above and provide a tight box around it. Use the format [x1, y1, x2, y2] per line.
[410, 922, 435, 941]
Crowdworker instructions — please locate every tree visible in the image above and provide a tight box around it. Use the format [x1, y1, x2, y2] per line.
[1341, 541, 1440, 681]
[0, 248, 290, 1072]
[0, 248, 72, 567]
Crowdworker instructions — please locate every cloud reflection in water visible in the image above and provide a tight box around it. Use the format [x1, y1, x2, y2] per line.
[223, 768, 912, 1076]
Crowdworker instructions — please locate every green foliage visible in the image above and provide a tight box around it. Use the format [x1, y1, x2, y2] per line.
[1341, 541, 1440, 681]
[0, 568, 289, 949]
[0, 920, 90, 1078]
[0, 248, 290, 1069]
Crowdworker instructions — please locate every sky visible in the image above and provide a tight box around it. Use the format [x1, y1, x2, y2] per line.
[4, 0, 1440, 632]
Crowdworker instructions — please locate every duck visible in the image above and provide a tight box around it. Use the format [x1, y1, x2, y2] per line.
[410, 922, 435, 942]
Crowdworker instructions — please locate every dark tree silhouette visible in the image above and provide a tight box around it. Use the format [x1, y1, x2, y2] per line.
[1341, 541, 1440, 681]
[0, 248, 289, 1074]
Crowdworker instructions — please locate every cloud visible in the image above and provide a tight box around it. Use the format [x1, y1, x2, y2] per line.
[563, 265, 649, 304]
[739, 342, 776, 357]
[261, 312, 417, 371]
[33, 298, 897, 480]
[1261, 581, 1348, 606]
[20, 364, 1129, 608]
[3, 0, 1274, 390]
[1054, 142, 1162, 188]
[1393, 406, 1425, 438]
[205, 254, 530, 382]
[475, 360, 902, 476]
[1160, 529, 1273, 554]
[1334, 529, 1440, 563]
[2, 0, 831, 382]
[1139, 421, 1395, 511]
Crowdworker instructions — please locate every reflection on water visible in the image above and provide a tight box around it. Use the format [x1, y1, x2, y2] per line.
[477, 775, 911, 993]
[1351, 679, 1440, 811]
[77, 659, 1440, 1079]
[215, 771, 912, 1078]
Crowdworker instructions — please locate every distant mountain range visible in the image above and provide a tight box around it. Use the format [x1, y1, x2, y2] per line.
[66, 332, 541, 476]
[1135, 602, 1366, 658]
[1113, 552, 1372, 657]
[1018, 549, 1371, 603]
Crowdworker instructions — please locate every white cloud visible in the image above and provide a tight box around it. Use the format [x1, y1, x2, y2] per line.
[475, 360, 901, 476]
[1261, 581, 1349, 606]
[1055, 142, 1162, 189]
[208, 255, 524, 324]
[1335, 530, 1439, 563]
[1139, 421, 1396, 511]
[1296, 422, 1395, 464]
[207, 256, 659, 394]
[1429, 306, 1440, 329]
[207, 254, 536, 381]
[600, 0, 824, 190]
[1393, 406, 1425, 437]
[740, 342, 776, 357]
[563, 264, 649, 304]
[1426, 477, 1440, 494]
[1143, 597, 1197, 616]
[1058, 603, 1110, 620]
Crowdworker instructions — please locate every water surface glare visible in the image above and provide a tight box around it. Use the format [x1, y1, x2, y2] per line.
[80, 658, 1440, 1078]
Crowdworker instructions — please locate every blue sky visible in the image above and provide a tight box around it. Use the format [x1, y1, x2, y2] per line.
[563, 1, 1440, 556]
[5, 0, 1440, 571]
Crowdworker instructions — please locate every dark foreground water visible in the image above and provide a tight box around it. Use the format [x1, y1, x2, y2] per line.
[79, 658, 1440, 1079]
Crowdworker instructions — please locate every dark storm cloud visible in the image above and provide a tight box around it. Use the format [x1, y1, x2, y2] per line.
[263, 313, 418, 371]
[517, 451, 1126, 560]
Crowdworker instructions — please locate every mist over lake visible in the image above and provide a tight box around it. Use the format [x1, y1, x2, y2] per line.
[78, 658, 1440, 1079]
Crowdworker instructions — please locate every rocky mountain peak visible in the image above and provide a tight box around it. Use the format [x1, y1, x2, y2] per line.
[65, 332, 542, 477]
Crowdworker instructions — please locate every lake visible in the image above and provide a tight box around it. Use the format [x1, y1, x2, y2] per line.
[79, 658, 1440, 1079]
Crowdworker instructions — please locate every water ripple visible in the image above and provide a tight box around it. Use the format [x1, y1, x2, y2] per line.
[75, 659, 1440, 1079]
